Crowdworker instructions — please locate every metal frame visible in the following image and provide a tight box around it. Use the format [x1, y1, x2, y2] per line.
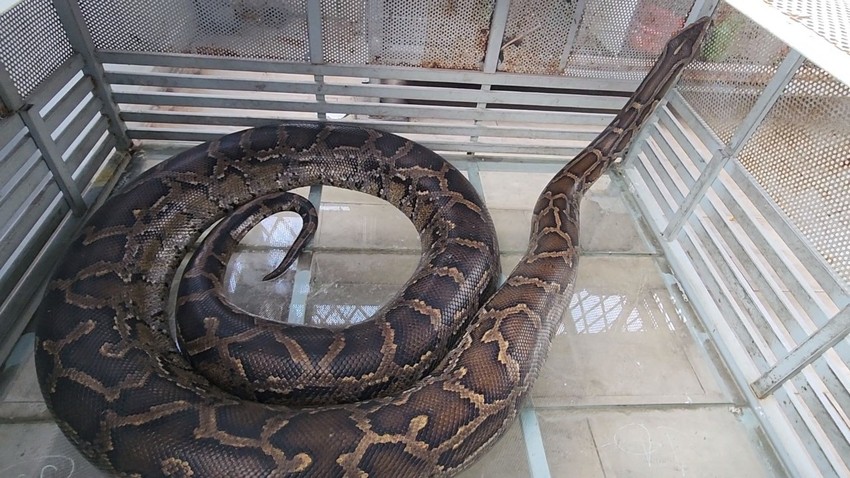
[1, 0, 849, 476]
[623, 13, 850, 471]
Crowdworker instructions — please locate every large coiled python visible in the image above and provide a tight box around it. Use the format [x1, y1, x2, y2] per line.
[34, 19, 708, 477]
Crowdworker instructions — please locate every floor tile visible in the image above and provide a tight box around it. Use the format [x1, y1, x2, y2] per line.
[457, 421, 530, 478]
[0, 422, 108, 478]
[584, 407, 781, 477]
[532, 255, 727, 407]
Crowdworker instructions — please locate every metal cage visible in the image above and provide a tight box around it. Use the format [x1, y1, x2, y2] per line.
[0, 0, 848, 476]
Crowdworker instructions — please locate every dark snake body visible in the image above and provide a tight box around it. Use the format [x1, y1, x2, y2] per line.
[34, 19, 708, 477]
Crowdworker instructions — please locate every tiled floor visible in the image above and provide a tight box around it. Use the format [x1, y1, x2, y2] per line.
[0, 144, 786, 477]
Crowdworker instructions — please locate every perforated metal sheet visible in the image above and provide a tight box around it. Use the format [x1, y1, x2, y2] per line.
[496, 0, 576, 75]
[0, 0, 73, 99]
[563, 0, 692, 80]
[79, 0, 310, 61]
[676, 4, 788, 145]
[371, 0, 493, 69]
[736, 60, 850, 285]
[767, 0, 850, 56]
[321, 0, 368, 64]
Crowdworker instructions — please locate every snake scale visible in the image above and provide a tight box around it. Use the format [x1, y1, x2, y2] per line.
[34, 19, 708, 477]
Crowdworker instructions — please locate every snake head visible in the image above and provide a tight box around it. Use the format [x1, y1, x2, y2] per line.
[665, 16, 712, 63]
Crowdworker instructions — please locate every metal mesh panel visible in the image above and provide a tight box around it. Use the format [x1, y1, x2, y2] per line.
[562, 0, 692, 80]
[0, 0, 73, 99]
[496, 0, 576, 75]
[371, 0, 493, 69]
[768, 0, 850, 55]
[321, 0, 368, 63]
[79, 0, 310, 61]
[737, 60, 850, 285]
[676, 4, 788, 145]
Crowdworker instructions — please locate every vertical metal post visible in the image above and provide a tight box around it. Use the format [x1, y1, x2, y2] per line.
[751, 305, 850, 398]
[306, 0, 328, 121]
[287, 185, 323, 325]
[471, 0, 511, 146]
[662, 49, 804, 239]
[558, 0, 587, 71]
[51, 0, 131, 150]
[481, 0, 511, 75]
[0, 60, 86, 216]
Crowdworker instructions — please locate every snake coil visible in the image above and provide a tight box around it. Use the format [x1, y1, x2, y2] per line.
[35, 19, 709, 477]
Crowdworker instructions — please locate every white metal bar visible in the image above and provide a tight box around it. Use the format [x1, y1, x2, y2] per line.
[655, 106, 707, 170]
[726, 163, 850, 306]
[105, 71, 626, 110]
[124, 128, 585, 156]
[666, 90, 725, 152]
[99, 51, 641, 92]
[16, 106, 86, 215]
[43, 75, 94, 132]
[119, 111, 600, 141]
[663, 50, 804, 239]
[753, 306, 850, 398]
[29, 55, 85, 112]
[112, 91, 614, 125]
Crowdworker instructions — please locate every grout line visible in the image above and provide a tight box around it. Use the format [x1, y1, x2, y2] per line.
[532, 400, 738, 412]
[520, 407, 552, 478]
[586, 417, 608, 478]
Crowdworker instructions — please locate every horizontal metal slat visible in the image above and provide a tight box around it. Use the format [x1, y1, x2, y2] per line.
[67, 117, 109, 174]
[678, 224, 776, 372]
[713, 177, 839, 325]
[668, 90, 726, 152]
[0, 114, 26, 148]
[113, 91, 614, 126]
[44, 74, 95, 133]
[688, 211, 792, 363]
[119, 111, 602, 142]
[699, 194, 833, 358]
[106, 71, 628, 111]
[0, 178, 61, 300]
[642, 138, 688, 203]
[0, 148, 40, 200]
[0, 158, 52, 242]
[125, 127, 583, 157]
[74, 135, 117, 187]
[727, 163, 850, 308]
[0, 134, 37, 183]
[98, 50, 641, 92]
[648, 127, 697, 188]
[656, 106, 708, 170]
[29, 55, 85, 113]
[634, 153, 675, 219]
[55, 97, 103, 155]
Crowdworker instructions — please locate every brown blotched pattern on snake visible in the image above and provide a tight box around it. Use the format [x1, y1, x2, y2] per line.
[34, 19, 709, 478]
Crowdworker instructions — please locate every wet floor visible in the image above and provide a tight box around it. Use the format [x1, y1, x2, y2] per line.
[0, 143, 786, 477]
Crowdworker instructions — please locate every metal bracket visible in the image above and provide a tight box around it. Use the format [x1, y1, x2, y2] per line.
[662, 49, 804, 240]
[751, 305, 850, 398]
[51, 0, 131, 150]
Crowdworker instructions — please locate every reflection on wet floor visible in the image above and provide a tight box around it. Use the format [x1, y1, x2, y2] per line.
[0, 145, 786, 477]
